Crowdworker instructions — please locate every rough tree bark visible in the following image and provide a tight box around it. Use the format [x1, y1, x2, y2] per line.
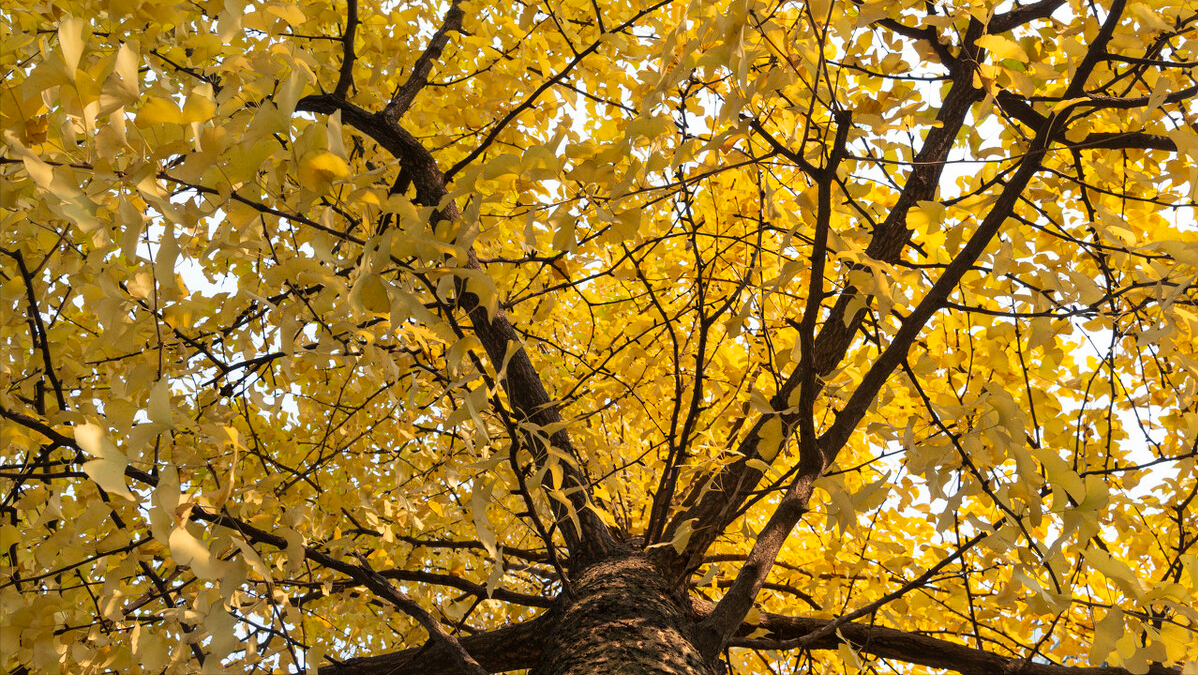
[531, 553, 719, 675]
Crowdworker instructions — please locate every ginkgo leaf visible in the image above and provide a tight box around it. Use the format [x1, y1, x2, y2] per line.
[76, 423, 136, 501]
[1085, 549, 1144, 600]
[282, 527, 306, 575]
[1089, 607, 1124, 663]
[905, 200, 945, 232]
[182, 84, 216, 123]
[233, 536, 273, 582]
[137, 96, 188, 125]
[147, 379, 173, 430]
[472, 478, 498, 558]
[975, 34, 1029, 63]
[352, 272, 391, 315]
[205, 606, 239, 661]
[1050, 97, 1091, 114]
[298, 150, 351, 193]
[81, 457, 136, 501]
[20, 152, 54, 191]
[168, 527, 226, 580]
[149, 465, 181, 542]
[757, 416, 784, 461]
[665, 518, 697, 555]
[99, 42, 139, 112]
[1032, 446, 1086, 505]
[838, 638, 862, 674]
[58, 17, 86, 75]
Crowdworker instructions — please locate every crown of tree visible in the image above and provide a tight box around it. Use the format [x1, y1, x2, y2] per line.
[2, 0, 1197, 673]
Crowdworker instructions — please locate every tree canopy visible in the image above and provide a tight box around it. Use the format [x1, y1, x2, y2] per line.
[2, 0, 1197, 673]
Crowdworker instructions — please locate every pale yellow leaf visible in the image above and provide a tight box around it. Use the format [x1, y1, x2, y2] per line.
[58, 17, 86, 74]
[76, 423, 136, 500]
[1090, 607, 1123, 663]
[169, 527, 225, 580]
[975, 34, 1029, 63]
[298, 150, 350, 193]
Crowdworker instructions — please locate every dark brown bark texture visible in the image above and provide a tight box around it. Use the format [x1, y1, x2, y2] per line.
[530, 554, 719, 675]
[321, 593, 1184, 675]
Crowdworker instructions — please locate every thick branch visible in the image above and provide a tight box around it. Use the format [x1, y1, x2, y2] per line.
[653, 21, 988, 581]
[819, 0, 1129, 457]
[794, 112, 852, 476]
[1, 248, 67, 411]
[317, 598, 1183, 675]
[743, 610, 1182, 675]
[655, 0, 1151, 582]
[319, 614, 551, 675]
[0, 400, 490, 674]
[692, 473, 817, 659]
[990, 0, 1068, 34]
[781, 531, 987, 650]
[0, 403, 75, 449]
[293, 95, 621, 563]
[818, 118, 1059, 454]
[690, 116, 853, 657]
[379, 568, 552, 608]
[997, 91, 1180, 151]
[1076, 132, 1177, 151]
[346, 555, 488, 675]
[332, 0, 358, 98]
[179, 508, 491, 675]
[381, 1, 464, 122]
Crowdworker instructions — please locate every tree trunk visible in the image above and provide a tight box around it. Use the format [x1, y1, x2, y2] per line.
[531, 554, 720, 675]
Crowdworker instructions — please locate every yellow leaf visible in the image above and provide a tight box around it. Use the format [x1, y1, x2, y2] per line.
[99, 43, 139, 112]
[298, 150, 351, 193]
[81, 457, 137, 501]
[838, 640, 862, 674]
[668, 518, 696, 555]
[906, 200, 945, 232]
[746, 458, 776, 477]
[21, 153, 54, 191]
[204, 606, 239, 659]
[757, 416, 784, 461]
[283, 527, 306, 575]
[1031, 446, 1085, 504]
[1050, 97, 1089, 114]
[1085, 549, 1144, 600]
[1159, 622, 1191, 662]
[147, 379, 173, 430]
[482, 153, 521, 180]
[168, 527, 226, 580]
[149, 465, 181, 542]
[234, 537, 273, 582]
[23, 114, 48, 144]
[355, 273, 391, 315]
[447, 335, 482, 374]
[975, 34, 1029, 63]
[137, 96, 184, 125]
[613, 208, 643, 240]
[182, 84, 216, 123]
[58, 17, 86, 75]
[471, 478, 498, 558]
[1090, 607, 1123, 663]
[76, 423, 136, 501]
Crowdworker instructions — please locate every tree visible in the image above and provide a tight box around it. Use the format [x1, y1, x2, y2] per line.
[2, 0, 1197, 672]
